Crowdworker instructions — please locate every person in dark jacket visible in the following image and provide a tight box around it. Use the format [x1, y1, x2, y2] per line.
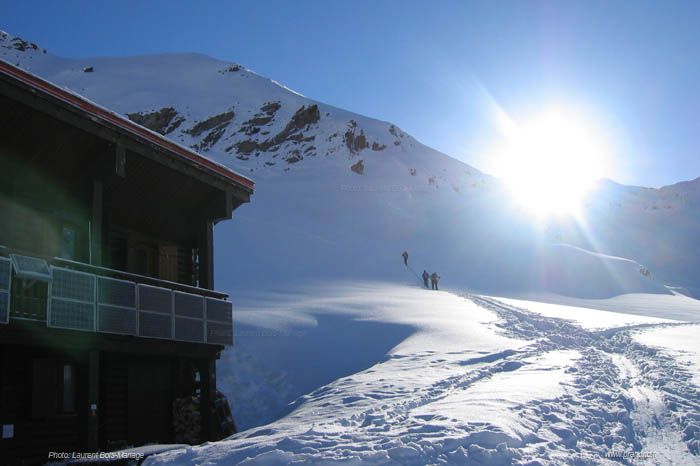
[422, 270, 430, 289]
[402, 251, 408, 266]
[430, 272, 440, 290]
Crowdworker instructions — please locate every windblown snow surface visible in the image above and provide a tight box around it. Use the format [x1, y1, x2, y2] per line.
[5, 32, 700, 464]
[141, 284, 700, 465]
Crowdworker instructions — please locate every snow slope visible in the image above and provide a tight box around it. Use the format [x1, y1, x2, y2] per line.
[491, 291, 700, 323]
[634, 324, 700, 387]
[219, 282, 526, 430]
[1, 30, 698, 300]
[136, 284, 700, 465]
[487, 296, 673, 330]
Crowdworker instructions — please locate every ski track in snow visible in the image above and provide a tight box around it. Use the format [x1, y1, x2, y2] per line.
[471, 296, 700, 465]
[145, 294, 700, 466]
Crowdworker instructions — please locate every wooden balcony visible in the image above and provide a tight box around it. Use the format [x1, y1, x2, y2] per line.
[0, 248, 233, 346]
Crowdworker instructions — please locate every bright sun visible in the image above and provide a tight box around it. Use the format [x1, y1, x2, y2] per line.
[491, 109, 610, 216]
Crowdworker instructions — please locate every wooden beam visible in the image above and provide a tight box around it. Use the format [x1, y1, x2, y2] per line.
[0, 321, 222, 359]
[199, 358, 218, 441]
[231, 187, 250, 209]
[87, 350, 100, 451]
[198, 221, 214, 290]
[115, 145, 126, 178]
[91, 180, 103, 266]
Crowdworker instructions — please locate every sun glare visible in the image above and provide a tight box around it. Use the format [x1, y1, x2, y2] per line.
[491, 109, 610, 216]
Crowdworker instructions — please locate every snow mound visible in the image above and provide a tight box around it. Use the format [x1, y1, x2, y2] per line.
[219, 282, 524, 431]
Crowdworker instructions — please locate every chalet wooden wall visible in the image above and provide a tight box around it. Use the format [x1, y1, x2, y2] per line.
[0, 345, 86, 465]
[0, 341, 213, 464]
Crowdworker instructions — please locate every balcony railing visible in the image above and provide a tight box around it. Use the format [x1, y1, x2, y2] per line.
[0, 250, 232, 346]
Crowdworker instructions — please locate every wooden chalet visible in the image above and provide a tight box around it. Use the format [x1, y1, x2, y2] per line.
[0, 61, 254, 464]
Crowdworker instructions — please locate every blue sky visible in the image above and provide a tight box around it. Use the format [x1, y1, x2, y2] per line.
[2, 0, 700, 187]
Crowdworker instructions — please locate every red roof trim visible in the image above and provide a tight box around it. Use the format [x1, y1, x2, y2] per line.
[0, 60, 254, 192]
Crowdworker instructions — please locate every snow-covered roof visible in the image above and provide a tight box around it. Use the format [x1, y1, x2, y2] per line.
[0, 59, 254, 193]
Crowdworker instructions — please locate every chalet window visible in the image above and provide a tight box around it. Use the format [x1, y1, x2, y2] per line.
[108, 228, 197, 285]
[158, 245, 179, 283]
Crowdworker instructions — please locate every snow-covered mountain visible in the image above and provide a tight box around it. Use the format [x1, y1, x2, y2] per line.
[2, 30, 698, 299]
[575, 177, 700, 295]
[7, 31, 700, 465]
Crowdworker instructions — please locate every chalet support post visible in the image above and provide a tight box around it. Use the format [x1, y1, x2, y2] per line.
[198, 221, 214, 290]
[115, 144, 126, 177]
[91, 179, 103, 266]
[199, 358, 217, 441]
[87, 350, 100, 451]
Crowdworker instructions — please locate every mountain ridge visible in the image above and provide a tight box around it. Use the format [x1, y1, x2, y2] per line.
[2, 30, 699, 298]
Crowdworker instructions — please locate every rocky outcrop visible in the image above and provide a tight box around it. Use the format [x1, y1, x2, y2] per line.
[344, 128, 368, 153]
[261, 102, 281, 115]
[286, 104, 320, 131]
[185, 111, 235, 151]
[196, 126, 228, 151]
[238, 102, 280, 136]
[0, 32, 46, 56]
[341, 121, 387, 154]
[343, 120, 369, 154]
[351, 159, 365, 174]
[232, 140, 258, 154]
[389, 124, 405, 146]
[245, 116, 273, 127]
[219, 64, 242, 73]
[173, 396, 201, 444]
[232, 105, 320, 156]
[185, 111, 234, 137]
[6, 36, 39, 52]
[389, 125, 404, 138]
[127, 107, 185, 135]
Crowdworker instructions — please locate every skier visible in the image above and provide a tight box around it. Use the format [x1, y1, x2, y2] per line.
[430, 272, 440, 290]
[422, 270, 430, 289]
[402, 251, 408, 266]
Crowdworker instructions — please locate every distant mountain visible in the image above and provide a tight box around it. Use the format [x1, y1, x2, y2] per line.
[557, 177, 700, 296]
[2, 30, 698, 299]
